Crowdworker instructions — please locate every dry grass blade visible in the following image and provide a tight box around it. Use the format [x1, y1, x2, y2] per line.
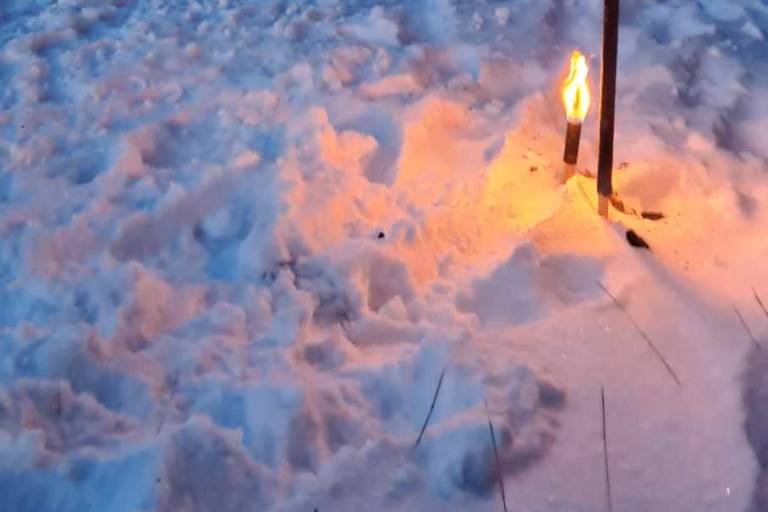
[56, 379, 63, 417]
[485, 400, 509, 512]
[597, 281, 682, 386]
[575, 174, 596, 211]
[753, 288, 768, 323]
[601, 387, 613, 512]
[156, 373, 179, 435]
[733, 305, 763, 352]
[414, 367, 446, 447]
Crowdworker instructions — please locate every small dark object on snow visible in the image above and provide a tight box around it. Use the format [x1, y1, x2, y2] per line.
[538, 381, 566, 409]
[608, 194, 628, 213]
[641, 211, 664, 221]
[626, 229, 650, 250]
[377, 231, 385, 239]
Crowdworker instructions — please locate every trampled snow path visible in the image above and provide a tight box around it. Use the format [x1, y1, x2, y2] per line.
[478, 222, 758, 512]
[279, 187, 760, 512]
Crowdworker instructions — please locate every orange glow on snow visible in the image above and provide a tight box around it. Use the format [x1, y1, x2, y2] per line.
[562, 50, 591, 123]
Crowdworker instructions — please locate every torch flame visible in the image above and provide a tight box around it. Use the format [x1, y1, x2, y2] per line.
[563, 50, 591, 123]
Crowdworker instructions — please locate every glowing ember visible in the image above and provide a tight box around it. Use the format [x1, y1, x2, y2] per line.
[563, 50, 591, 123]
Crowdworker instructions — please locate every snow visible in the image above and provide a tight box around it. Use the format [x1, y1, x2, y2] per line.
[1, 0, 768, 511]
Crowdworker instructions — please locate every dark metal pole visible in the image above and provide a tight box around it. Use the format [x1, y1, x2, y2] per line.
[597, 0, 620, 217]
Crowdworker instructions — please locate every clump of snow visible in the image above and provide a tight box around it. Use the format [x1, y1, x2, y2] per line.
[699, 0, 746, 22]
[742, 20, 764, 40]
[159, 417, 278, 512]
[340, 6, 400, 47]
[0, 380, 138, 456]
[494, 8, 511, 27]
[414, 361, 562, 498]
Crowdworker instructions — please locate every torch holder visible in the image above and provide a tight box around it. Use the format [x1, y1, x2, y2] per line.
[562, 121, 582, 183]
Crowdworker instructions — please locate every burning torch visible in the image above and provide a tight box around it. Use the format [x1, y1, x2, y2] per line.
[561, 50, 591, 183]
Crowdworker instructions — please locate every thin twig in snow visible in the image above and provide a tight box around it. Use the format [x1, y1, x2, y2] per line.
[597, 281, 681, 386]
[733, 305, 763, 352]
[414, 367, 446, 447]
[56, 379, 63, 417]
[601, 387, 613, 512]
[156, 373, 179, 436]
[485, 399, 509, 512]
[575, 174, 596, 212]
[340, 312, 359, 346]
[753, 288, 768, 323]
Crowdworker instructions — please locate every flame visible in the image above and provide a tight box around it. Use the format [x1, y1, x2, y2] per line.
[562, 50, 590, 123]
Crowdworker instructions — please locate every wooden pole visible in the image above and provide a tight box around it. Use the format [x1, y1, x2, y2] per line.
[597, 0, 620, 218]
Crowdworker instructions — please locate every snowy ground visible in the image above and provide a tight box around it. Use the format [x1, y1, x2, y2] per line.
[2, 1, 768, 511]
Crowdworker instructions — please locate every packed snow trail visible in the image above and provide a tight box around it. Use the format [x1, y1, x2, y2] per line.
[468, 199, 759, 512]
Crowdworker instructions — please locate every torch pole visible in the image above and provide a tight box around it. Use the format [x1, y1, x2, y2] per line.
[597, 0, 620, 218]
